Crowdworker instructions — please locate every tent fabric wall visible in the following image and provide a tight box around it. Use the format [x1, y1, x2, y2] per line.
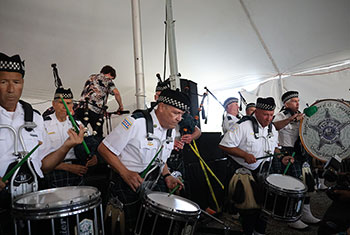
[241, 64, 350, 111]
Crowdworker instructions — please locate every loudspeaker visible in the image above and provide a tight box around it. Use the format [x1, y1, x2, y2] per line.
[182, 132, 227, 210]
[180, 78, 199, 127]
[183, 132, 224, 164]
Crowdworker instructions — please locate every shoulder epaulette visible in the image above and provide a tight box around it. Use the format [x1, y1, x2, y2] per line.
[43, 115, 52, 121]
[227, 116, 232, 121]
[131, 111, 145, 120]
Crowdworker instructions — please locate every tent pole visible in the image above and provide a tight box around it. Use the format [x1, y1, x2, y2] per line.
[131, 0, 146, 109]
[278, 74, 284, 106]
[166, 0, 181, 90]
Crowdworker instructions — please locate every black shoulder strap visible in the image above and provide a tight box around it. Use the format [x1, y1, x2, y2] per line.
[166, 129, 173, 143]
[281, 106, 296, 116]
[132, 109, 154, 140]
[227, 115, 232, 121]
[237, 115, 254, 125]
[19, 100, 38, 132]
[132, 109, 174, 142]
[237, 115, 273, 139]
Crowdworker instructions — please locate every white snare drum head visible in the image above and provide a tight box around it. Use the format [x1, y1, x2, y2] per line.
[14, 186, 100, 210]
[266, 174, 305, 191]
[147, 192, 199, 212]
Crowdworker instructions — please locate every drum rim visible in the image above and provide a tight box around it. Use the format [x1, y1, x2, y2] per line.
[299, 99, 350, 162]
[145, 191, 201, 216]
[12, 198, 102, 220]
[265, 174, 307, 193]
[12, 186, 100, 210]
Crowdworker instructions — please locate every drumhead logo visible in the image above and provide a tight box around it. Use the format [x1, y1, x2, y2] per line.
[78, 218, 93, 235]
[308, 108, 349, 149]
[301, 100, 350, 162]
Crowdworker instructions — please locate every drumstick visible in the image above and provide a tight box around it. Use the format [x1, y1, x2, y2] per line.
[168, 178, 184, 197]
[283, 152, 295, 175]
[140, 145, 164, 178]
[2, 141, 42, 182]
[256, 152, 284, 160]
[60, 96, 91, 156]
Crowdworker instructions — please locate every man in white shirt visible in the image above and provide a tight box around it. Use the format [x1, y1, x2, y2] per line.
[222, 97, 240, 134]
[98, 88, 190, 234]
[220, 97, 292, 235]
[0, 52, 84, 234]
[273, 90, 320, 229]
[43, 87, 97, 188]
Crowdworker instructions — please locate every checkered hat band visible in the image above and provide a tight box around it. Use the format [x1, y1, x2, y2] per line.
[256, 103, 275, 110]
[156, 85, 169, 91]
[0, 61, 23, 72]
[54, 93, 73, 99]
[282, 93, 298, 103]
[158, 96, 189, 111]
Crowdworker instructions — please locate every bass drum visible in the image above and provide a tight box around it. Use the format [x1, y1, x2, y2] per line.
[300, 99, 350, 162]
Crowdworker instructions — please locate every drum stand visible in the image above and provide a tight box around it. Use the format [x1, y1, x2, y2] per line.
[197, 209, 238, 235]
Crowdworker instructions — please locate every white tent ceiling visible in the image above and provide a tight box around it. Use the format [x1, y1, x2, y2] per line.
[1, 0, 350, 113]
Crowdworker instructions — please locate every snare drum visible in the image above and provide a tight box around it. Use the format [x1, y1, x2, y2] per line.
[262, 174, 307, 222]
[12, 186, 104, 235]
[135, 191, 200, 235]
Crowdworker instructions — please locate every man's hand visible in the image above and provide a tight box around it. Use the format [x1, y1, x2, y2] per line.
[120, 169, 144, 192]
[165, 175, 184, 191]
[291, 113, 304, 122]
[181, 134, 194, 144]
[64, 124, 85, 149]
[86, 155, 98, 167]
[117, 105, 124, 112]
[0, 178, 7, 191]
[244, 153, 256, 164]
[66, 164, 88, 176]
[174, 139, 184, 151]
[282, 156, 295, 165]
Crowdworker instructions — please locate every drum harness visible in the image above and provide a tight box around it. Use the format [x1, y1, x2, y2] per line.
[1, 100, 39, 202]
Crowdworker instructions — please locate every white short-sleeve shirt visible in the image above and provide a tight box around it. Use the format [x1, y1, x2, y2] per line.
[44, 113, 79, 160]
[222, 113, 240, 134]
[274, 111, 300, 147]
[220, 115, 279, 170]
[103, 110, 175, 172]
[0, 104, 55, 178]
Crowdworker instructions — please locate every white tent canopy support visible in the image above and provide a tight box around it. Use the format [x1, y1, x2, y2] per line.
[131, 0, 146, 109]
[240, 63, 350, 113]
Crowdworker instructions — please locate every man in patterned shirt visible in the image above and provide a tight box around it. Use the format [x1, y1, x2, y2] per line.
[76, 65, 124, 137]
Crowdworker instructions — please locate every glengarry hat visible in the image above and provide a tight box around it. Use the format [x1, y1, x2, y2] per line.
[223, 97, 239, 110]
[158, 88, 191, 112]
[282, 91, 299, 104]
[54, 87, 74, 100]
[256, 97, 276, 111]
[245, 103, 256, 110]
[0, 52, 25, 77]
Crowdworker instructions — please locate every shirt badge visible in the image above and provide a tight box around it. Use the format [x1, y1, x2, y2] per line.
[147, 141, 154, 146]
[121, 118, 132, 130]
